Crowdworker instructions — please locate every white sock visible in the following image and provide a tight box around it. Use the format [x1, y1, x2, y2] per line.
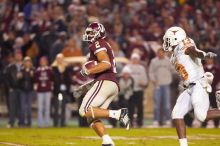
[102, 134, 114, 145]
[179, 138, 188, 146]
[109, 110, 121, 120]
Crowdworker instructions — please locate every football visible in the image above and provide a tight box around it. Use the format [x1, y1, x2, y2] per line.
[84, 60, 98, 70]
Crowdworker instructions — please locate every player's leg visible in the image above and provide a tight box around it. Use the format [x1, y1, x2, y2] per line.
[206, 109, 220, 120]
[79, 81, 108, 118]
[205, 89, 220, 120]
[172, 90, 192, 146]
[88, 118, 114, 146]
[191, 83, 210, 123]
[192, 81, 220, 123]
[79, 80, 129, 146]
[79, 80, 129, 127]
[90, 93, 118, 146]
[88, 81, 128, 146]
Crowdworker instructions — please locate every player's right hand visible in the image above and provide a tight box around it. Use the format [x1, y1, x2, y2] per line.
[205, 52, 217, 59]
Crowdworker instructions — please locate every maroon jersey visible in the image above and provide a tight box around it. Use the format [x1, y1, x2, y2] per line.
[34, 66, 53, 92]
[88, 38, 118, 84]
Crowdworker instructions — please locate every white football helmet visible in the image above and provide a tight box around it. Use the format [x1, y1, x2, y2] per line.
[163, 26, 187, 51]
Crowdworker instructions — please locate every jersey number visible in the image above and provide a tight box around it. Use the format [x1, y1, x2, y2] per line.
[95, 41, 100, 48]
[175, 63, 188, 81]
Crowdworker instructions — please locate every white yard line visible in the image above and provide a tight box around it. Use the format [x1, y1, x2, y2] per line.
[75, 135, 220, 140]
[0, 142, 26, 146]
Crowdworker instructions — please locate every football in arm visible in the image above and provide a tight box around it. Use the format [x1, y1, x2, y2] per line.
[84, 60, 98, 69]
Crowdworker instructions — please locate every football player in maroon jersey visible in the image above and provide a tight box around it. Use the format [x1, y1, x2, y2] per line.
[79, 22, 130, 146]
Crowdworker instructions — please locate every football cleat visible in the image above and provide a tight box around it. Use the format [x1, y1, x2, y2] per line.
[102, 144, 114, 146]
[119, 108, 130, 130]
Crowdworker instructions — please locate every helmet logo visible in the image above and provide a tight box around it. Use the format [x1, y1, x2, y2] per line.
[172, 30, 178, 35]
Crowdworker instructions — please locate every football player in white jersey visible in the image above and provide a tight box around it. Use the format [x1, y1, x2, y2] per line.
[163, 26, 220, 146]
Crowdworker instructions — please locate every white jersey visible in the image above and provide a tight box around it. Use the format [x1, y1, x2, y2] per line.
[170, 37, 205, 85]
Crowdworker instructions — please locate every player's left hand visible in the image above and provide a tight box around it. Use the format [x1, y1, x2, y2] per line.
[80, 65, 89, 77]
[205, 52, 217, 59]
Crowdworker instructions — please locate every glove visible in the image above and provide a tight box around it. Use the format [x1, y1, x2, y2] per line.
[204, 52, 217, 59]
[80, 65, 89, 77]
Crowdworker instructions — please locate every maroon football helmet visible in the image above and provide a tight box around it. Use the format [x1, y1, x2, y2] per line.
[83, 22, 106, 42]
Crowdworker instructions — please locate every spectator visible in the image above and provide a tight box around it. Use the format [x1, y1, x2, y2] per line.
[203, 58, 220, 128]
[107, 38, 125, 72]
[51, 6, 67, 32]
[109, 67, 134, 128]
[118, 67, 134, 109]
[19, 56, 35, 127]
[4, 51, 23, 128]
[49, 31, 66, 63]
[51, 53, 71, 127]
[123, 53, 148, 127]
[38, 26, 58, 56]
[23, 0, 43, 21]
[62, 38, 82, 57]
[22, 33, 39, 62]
[13, 37, 24, 54]
[149, 49, 173, 127]
[34, 56, 53, 127]
[126, 31, 148, 62]
[10, 12, 28, 36]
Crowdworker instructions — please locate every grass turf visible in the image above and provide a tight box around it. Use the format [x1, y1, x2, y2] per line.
[0, 127, 219, 146]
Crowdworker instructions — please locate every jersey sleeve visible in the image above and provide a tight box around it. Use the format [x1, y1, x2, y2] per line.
[180, 37, 195, 51]
[90, 40, 108, 55]
[181, 38, 206, 56]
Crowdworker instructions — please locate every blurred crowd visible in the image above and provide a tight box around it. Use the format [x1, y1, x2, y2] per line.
[0, 0, 220, 128]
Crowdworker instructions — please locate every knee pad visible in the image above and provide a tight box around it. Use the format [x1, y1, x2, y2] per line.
[194, 111, 207, 122]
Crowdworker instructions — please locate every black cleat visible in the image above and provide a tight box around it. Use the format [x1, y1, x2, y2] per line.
[119, 108, 130, 130]
[102, 143, 115, 146]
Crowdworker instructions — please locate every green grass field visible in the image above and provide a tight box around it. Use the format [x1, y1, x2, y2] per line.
[0, 127, 219, 146]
